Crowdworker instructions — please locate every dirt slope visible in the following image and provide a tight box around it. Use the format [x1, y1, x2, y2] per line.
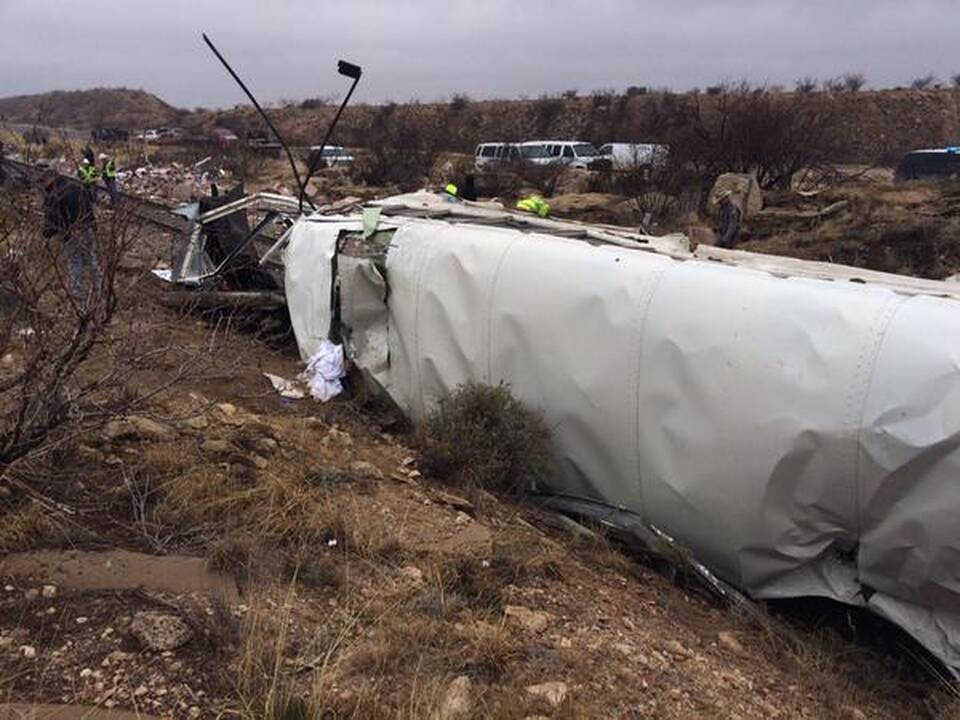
[0, 227, 952, 718]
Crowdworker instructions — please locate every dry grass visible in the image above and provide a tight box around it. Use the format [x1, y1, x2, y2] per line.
[235, 590, 302, 720]
[0, 497, 62, 553]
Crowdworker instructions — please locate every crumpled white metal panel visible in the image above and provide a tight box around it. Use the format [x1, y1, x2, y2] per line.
[283, 220, 341, 359]
[284, 214, 960, 673]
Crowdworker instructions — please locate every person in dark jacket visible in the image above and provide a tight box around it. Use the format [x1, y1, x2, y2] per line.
[714, 190, 743, 249]
[41, 171, 101, 299]
[461, 174, 478, 202]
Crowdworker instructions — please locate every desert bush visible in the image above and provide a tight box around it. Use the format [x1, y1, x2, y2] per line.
[450, 93, 471, 113]
[625, 85, 648, 97]
[299, 97, 332, 110]
[0, 180, 188, 553]
[0, 186, 130, 470]
[912, 74, 937, 90]
[953, 74, 960, 90]
[533, 93, 565, 135]
[641, 82, 844, 190]
[415, 382, 551, 493]
[841, 72, 867, 92]
[795, 77, 819, 94]
[591, 88, 616, 108]
[822, 76, 846, 93]
[348, 103, 439, 190]
[221, 144, 268, 182]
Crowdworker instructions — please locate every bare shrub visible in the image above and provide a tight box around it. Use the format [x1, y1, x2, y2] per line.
[450, 93, 470, 113]
[591, 88, 617, 108]
[912, 74, 937, 90]
[415, 382, 551, 494]
[953, 74, 960, 90]
[642, 82, 843, 190]
[299, 97, 333, 110]
[821, 76, 846, 93]
[0, 178, 209, 552]
[220, 143, 267, 183]
[795, 77, 819, 94]
[348, 103, 439, 191]
[841, 72, 867, 92]
[533, 93, 565, 135]
[0, 187, 129, 474]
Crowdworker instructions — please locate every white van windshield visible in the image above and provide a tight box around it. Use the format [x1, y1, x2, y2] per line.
[573, 143, 600, 157]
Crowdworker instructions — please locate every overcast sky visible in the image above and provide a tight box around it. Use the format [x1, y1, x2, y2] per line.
[2, 0, 959, 108]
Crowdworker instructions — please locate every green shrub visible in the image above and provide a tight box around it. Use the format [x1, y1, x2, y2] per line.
[415, 382, 551, 494]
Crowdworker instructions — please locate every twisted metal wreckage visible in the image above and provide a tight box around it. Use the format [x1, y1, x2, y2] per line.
[163, 185, 960, 675]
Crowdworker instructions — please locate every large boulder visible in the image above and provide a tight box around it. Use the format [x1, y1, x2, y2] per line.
[554, 168, 592, 195]
[709, 173, 763, 218]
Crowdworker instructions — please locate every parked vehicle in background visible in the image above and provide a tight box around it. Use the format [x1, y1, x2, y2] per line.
[895, 147, 960, 181]
[475, 142, 520, 169]
[516, 142, 553, 167]
[211, 127, 240, 146]
[307, 145, 354, 169]
[523, 140, 605, 170]
[599, 142, 670, 170]
[135, 129, 161, 142]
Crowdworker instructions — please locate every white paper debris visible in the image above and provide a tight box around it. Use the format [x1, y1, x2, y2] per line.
[263, 372, 306, 400]
[300, 340, 346, 402]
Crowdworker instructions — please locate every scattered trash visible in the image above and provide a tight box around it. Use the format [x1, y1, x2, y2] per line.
[300, 340, 346, 402]
[263, 372, 306, 400]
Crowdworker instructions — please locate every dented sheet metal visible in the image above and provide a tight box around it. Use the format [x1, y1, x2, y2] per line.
[284, 213, 960, 673]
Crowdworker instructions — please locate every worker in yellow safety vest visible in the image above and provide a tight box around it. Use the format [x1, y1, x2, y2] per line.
[100, 153, 118, 204]
[77, 158, 99, 186]
[443, 183, 459, 201]
[516, 195, 550, 218]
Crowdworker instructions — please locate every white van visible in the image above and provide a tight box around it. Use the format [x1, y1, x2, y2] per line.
[475, 142, 554, 170]
[474, 142, 520, 169]
[598, 143, 669, 170]
[523, 141, 604, 169]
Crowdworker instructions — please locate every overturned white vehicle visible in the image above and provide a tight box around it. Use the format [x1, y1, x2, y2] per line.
[277, 191, 960, 673]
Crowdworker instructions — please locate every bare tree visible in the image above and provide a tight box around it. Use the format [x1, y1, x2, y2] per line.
[642, 82, 843, 191]
[911, 74, 937, 90]
[841, 72, 867, 92]
[795, 77, 819, 94]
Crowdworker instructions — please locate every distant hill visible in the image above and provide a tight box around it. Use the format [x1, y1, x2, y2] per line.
[0, 88, 181, 130]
